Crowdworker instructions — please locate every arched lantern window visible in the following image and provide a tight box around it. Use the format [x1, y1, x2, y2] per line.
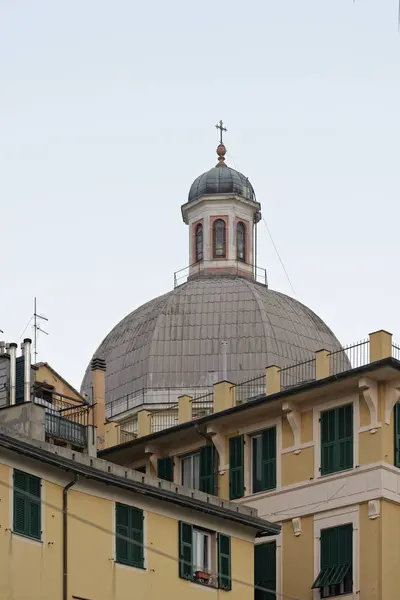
[237, 221, 246, 262]
[195, 223, 203, 262]
[213, 219, 226, 259]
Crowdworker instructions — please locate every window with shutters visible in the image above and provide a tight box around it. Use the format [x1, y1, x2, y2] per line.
[181, 446, 216, 495]
[13, 469, 41, 540]
[312, 524, 353, 598]
[115, 503, 144, 569]
[229, 435, 244, 500]
[178, 522, 231, 590]
[157, 456, 174, 482]
[394, 403, 400, 468]
[255, 541, 276, 600]
[252, 427, 277, 493]
[320, 404, 353, 476]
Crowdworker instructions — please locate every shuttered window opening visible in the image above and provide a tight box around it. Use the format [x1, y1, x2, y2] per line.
[394, 403, 400, 468]
[115, 503, 144, 568]
[181, 446, 216, 495]
[320, 404, 353, 476]
[252, 427, 277, 494]
[157, 456, 174, 482]
[15, 356, 25, 404]
[312, 524, 353, 598]
[255, 541, 276, 600]
[13, 469, 41, 540]
[229, 435, 244, 499]
[179, 522, 231, 590]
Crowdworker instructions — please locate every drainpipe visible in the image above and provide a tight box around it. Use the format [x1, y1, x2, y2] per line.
[9, 343, 17, 406]
[194, 425, 219, 497]
[63, 475, 78, 600]
[220, 341, 228, 382]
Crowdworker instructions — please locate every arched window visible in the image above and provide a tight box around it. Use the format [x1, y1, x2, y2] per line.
[195, 223, 203, 262]
[237, 221, 246, 262]
[213, 219, 226, 259]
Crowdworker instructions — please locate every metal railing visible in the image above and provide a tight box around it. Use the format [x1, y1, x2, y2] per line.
[234, 373, 265, 405]
[150, 403, 179, 433]
[329, 340, 369, 375]
[280, 358, 316, 391]
[192, 392, 214, 419]
[393, 343, 400, 361]
[107, 386, 211, 419]
[120, 429, 137, 444]
[173, 260, 268, 288]
[33, 389, 92, 447]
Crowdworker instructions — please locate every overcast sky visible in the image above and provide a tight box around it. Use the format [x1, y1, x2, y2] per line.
[1, 0, 399, 391]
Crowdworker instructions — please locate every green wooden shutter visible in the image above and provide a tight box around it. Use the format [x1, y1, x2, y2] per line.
[13, 470, 41, 540]
[229, 435, 244, 499]
[179, 521, 193, 580]
[199, 445, 215, 495]
[157, 457, 174, 482]
[395, 403, 400, 467]
[116, 503, 130, 564]
[129, 507, 144, 568]
[255, 541, 276, 600]
[321, 405, 353, 475]
[262, 427, 276, 491]
[15, 357, 25, 404]
[218, 534, 231, 590]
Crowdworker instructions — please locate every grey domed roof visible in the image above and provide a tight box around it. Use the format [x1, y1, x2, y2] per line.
[188, 166, 256, 203]
[81, 276, 343, 405]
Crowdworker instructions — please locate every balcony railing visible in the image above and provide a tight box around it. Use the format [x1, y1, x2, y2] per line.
[33, 389, 92, 447]
[280, 358, 316, 391]
[173, 260, 268, 288]
[329, 340, 369, 375]
[150, 404, 179, 433]
[234, 373, 265, 405]
[192, 392, 214, 419]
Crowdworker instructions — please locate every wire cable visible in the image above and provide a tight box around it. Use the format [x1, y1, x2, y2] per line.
[261, 218, 296, 297]
[16, 315, 33, 343]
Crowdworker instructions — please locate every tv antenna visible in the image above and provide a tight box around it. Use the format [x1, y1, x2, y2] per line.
[33, 297, 49, 363]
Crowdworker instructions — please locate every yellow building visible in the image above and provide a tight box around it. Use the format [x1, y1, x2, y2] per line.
[0, 338, 278, 600]
[100, 329, 400, 600]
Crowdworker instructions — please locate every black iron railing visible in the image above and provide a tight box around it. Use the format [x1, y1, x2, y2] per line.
[328, 340, 369, 375]
[192, 392, 214, 419]
[33, 389, 92, 447]
[234, 373, 265, 405]
[173, 260, 268, 288]
[150, 403, 179, 433]
[280, 358, 316, 391]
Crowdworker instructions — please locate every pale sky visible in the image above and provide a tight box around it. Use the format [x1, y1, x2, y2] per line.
[1, 0, 400, 391]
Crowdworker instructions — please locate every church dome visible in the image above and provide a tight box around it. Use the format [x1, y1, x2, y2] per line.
[81, 276, 342, 406]
[188, 166, 256, 203]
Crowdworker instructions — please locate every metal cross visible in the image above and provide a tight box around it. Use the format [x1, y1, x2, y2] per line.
[215, 120, 227, 144]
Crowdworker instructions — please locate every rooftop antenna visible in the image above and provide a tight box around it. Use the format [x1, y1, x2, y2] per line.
[33, 297, 49, 363]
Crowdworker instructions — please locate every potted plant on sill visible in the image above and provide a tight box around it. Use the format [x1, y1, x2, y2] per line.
[194, 570, 211, 584]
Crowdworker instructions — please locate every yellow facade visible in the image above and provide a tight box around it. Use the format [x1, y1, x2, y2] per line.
[100, 329, 400, 599]
[0, 437, 270, 600]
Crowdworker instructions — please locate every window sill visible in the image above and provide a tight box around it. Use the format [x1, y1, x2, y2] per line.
[12, 530, 42, 544]
[188, 579, 218, 592]
[115, 560, 146, 571]
[320, 466, 353, 478]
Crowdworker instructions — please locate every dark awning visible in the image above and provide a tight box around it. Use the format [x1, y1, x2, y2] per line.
[311, 563, 350, 589]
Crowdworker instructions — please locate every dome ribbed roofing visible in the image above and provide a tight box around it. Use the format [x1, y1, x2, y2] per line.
[188, 166, 256, 203]
[81, 276, 342, 405]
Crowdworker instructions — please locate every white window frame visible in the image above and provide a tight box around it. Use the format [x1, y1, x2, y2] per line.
[240, 417, 281, 496]
[181, 451, 201, 490]
[313, 506, 359, 600]
[255, 533, 282, 599]
[313, 395, 359, 480]
[193, 528, 212, 574]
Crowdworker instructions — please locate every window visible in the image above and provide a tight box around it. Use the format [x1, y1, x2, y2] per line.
[237, 221, 246, 262]
[15, 356, 25, 404]
[115, 503, 144, 568]
[320, 404, 353, 476]
[195, 223, 203, 262]
[13, 469, 41, 540]
[252, 427, 277, 493]
[182, 452, 200, 490]
[212, 219, 226, 258]
[178, 521, 231, 590]
[229, 435, 244, 499]
[157, 457, 174, 482]
[312, 524, 352, 598]
[181, 446, 216, 494]
[394, 403, 400, 467]
[255, 541, 276, 600]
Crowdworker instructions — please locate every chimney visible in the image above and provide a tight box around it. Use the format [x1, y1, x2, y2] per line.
[22, 338, 32, 403]
[9, 342, 17, 405]
[220, 340, 228, 381]
[91, 357, 106, 450]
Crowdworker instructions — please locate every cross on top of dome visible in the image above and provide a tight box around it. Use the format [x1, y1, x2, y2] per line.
[215, 120, 228, 168]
